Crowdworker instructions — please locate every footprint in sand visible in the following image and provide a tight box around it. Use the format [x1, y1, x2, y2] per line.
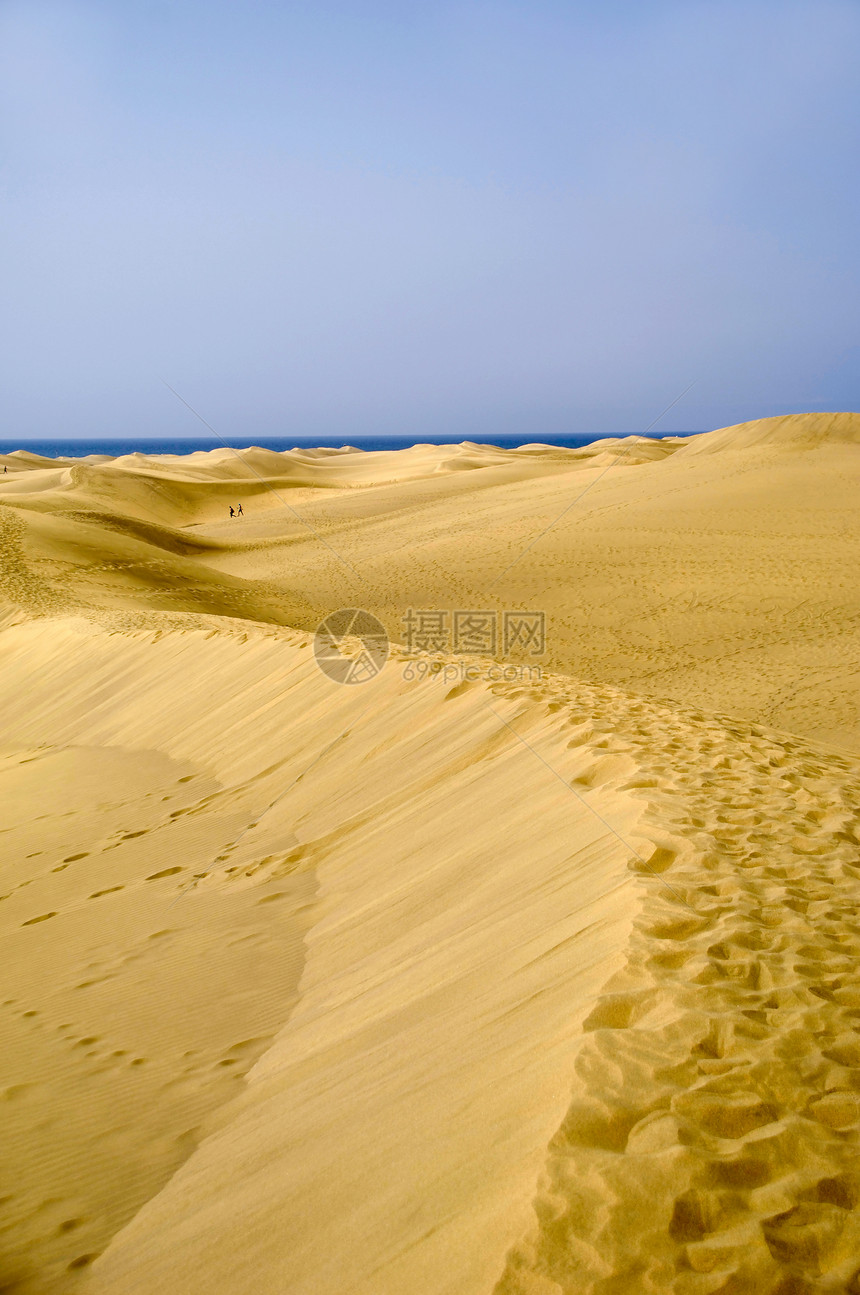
[67, 1254, 97, 1271]
[2, 1083, 36, 1101]
[58, 1218, 85, 1235]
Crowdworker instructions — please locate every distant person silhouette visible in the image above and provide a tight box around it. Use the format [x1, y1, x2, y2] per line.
[229, 505, 235, 518]
[237, 503, 244, 516]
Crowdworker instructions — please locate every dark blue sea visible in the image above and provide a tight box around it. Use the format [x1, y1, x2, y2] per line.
[0, 432, 704, 459]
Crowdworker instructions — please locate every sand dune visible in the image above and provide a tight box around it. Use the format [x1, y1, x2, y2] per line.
[6, 413, 856, 747]
[1, 414, 860, 1293]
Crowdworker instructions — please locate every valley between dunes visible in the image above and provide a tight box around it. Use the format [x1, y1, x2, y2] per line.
[1, 413, 860, 1294]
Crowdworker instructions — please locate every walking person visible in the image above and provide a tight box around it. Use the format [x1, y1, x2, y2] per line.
[229, 505, 235, 519]
[237, 503, 244, 516]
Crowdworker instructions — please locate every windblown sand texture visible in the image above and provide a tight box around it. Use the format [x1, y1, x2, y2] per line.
[1, 412, 859, 1293]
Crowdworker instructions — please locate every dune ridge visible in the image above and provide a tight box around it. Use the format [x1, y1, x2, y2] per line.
[5, 615, 860, 1293]
[1, 414, 859, 1293]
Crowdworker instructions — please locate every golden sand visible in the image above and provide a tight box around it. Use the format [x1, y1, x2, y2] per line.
[1, 413, 859, 1293]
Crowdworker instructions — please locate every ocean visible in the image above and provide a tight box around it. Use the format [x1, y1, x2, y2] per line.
[0, 431, 703, 459]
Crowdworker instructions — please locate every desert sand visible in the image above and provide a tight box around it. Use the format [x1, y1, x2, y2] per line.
[1, 412, 860, 1293]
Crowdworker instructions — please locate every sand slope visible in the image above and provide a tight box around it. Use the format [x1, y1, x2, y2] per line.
[0, 618, 646, 1293]
[1, 413, 859, 1293]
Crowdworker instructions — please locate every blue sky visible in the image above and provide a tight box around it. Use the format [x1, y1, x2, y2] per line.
[1, 0, 858, 439]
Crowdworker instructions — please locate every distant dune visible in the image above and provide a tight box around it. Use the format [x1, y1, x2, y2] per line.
[678, 410, 860, 455]
[1, 414, 859, 1294]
